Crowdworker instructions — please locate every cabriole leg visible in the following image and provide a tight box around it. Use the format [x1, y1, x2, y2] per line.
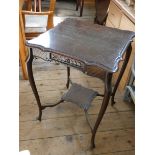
[26, 48, 43, 121]
[91, 72, 112, 148]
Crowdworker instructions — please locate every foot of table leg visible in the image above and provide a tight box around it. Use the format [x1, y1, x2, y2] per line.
[37, 110, 42, 121]
[26, 48, 43, 121]
[91, 72, 112, 148]
[66, 66, 70, 89]
[111, 44, 132, 106]
[111, 96, 116, 106]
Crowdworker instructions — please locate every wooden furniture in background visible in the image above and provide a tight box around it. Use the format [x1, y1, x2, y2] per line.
[76, 0, 84, 17]
[19, 0, 28, 79]
[76, 0, 110, 24]
[19, 0, 56, 79]
[21, 0, 56, 40]
[24, 0, 42, 12]
[94, 0, 110, 25]
[33, 0, 42, 12]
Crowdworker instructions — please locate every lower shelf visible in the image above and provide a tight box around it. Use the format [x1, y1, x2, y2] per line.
[62, 83, 98, 111]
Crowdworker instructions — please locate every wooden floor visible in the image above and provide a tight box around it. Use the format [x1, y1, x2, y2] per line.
[19, 1, 135, 154]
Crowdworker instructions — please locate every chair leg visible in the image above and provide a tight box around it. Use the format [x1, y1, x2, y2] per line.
[76, 0, 79, 11]
[80, 0, 84, 17]
[91, 72, 112, 148]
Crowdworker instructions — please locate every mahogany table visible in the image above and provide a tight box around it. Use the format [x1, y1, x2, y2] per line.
[26, 18, 135, 148]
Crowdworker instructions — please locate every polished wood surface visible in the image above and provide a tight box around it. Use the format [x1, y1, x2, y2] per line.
[26, 18, 134, 73]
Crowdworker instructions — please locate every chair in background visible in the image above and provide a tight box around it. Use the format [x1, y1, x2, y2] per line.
[23, 0, 56, 62]
[19, 0, 56, 79]
[21, 0, 56, 40]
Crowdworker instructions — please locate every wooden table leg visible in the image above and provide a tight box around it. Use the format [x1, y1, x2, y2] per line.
[111, 44, 132, 105]
[91, 72, 112, 148]
[26, 48, 43, 121]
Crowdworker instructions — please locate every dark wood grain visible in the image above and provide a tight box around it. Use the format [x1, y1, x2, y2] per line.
[26, 18, 134, 73]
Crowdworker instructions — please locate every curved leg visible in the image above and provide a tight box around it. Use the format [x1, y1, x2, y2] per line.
[66, 66, 70, 89]
[91, 72, 112, 148]
[26, 48, 42, 121]
[111, 44, 132, 106]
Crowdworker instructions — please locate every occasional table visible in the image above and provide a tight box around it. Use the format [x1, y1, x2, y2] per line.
[26, 18, 135, 148]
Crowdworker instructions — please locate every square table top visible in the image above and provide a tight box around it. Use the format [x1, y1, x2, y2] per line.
[26, 18, 135, 72]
